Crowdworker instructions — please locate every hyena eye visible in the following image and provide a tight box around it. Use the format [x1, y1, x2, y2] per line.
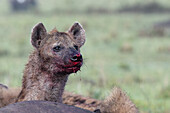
[53, 46, 61, 52]
[74, 45, 79, 51]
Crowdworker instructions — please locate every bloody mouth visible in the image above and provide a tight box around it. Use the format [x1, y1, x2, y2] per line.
[56, 61, 83, 74]
[63, 62, 82, 73]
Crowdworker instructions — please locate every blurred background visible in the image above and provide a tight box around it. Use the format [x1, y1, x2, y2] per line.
[0, 0, 170, 112]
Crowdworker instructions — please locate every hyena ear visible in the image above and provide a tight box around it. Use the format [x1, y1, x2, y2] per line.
[68, 22, 86, 47]
[31, 23, 47, 48]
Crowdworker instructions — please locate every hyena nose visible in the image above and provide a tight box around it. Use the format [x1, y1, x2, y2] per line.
[70, 54, 82, 62]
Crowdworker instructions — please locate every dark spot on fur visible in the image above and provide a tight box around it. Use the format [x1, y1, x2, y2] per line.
[91, 101, 96, 104]
[74, 99, 79, 102]
[79, 99, 86, 103]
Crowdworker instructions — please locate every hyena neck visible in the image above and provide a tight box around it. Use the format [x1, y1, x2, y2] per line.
[17, 51, 69, 103]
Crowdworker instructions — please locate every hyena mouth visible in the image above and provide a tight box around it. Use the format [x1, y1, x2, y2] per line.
[56, 61, 83, 74]
[63, 62, 83, 73]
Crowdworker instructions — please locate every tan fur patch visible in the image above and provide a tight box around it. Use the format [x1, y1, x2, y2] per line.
[49, 27, 58, 34]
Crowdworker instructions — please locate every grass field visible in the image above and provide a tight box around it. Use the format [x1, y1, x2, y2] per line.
[0, 0, 170, 112]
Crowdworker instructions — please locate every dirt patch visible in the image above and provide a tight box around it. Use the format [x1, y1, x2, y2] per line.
[154, 20, 170, 29]
[117, 2, 170, 14]
[139, 19, 170, 37]
[0, 49, 9, 57]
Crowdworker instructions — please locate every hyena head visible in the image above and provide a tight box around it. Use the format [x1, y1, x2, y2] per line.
[31, 22, 85, 75]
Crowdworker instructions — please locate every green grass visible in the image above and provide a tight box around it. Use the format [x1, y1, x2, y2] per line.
[0, 0, 170, 113]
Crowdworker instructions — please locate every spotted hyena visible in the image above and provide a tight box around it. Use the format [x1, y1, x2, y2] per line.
[0, 22, 139, 113]
[15, 22, 85, 102]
